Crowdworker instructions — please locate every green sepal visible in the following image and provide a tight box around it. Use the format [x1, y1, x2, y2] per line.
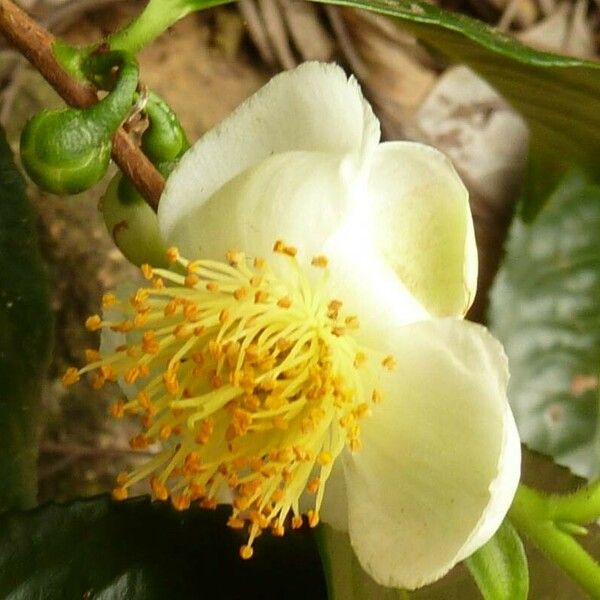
[465, 520, 529, 600]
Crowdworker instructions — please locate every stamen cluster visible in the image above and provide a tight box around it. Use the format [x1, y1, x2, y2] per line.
[63, 242, 394, 558]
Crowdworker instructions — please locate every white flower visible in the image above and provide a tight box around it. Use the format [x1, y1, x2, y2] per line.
[65, 62, 520, 591]
[159, 62, 521, 589]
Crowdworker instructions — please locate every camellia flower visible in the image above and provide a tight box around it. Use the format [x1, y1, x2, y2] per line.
[63, 63, 521, 590]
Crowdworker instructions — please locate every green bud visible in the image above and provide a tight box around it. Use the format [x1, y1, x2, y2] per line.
[20, 109, 111, 195]
[20, 50, 139, 196]
[101, 174, 168, 268]
[141, 92, 189, 165]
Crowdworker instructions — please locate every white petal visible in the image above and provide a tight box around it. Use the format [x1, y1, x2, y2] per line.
[317, 457, 349, 532]
[159, 62, 380, 248]
[160, 150, 362, 262]
[365, 141, 477, 317]
[322, 227, 430, 346]
[342, 319, 520, 590]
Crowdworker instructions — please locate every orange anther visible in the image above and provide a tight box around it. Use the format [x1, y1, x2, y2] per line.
[184, 274, 199, 288]
[166, 247, 179, 262]
[277, 296, 292, 309]
[116, 472, 129, 486]
[61, 367, 80, 387]
[307, 478, 320, 494]
[172, 493, 191, 511]
[382, 355, 397, 371]
[311, 255, 328, 268]
[85, 314, 102, 331]
[226, 249, 243, 265]
[227, 516, 245, 529]
[141, 264, 154, 279]
[150, 476, 169, 501]
[110, 401, 125, 418]
[102, 293, 117, 308]
[112, 486, 128, 501]
[291, 515, 303, 529]
[234, 287, 249, 300]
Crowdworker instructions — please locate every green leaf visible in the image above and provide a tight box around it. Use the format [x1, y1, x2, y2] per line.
[310, 0, 600, 220]
[466, 521, 529, 600]
[0, 495, 326, 599]
[489, 169, 600, 479]
[0, 128, 52, 510]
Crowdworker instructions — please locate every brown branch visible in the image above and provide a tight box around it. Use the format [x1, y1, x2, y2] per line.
[0, 0, 164, 211]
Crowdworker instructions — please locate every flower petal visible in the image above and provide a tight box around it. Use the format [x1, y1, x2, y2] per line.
[159, 62, 380, 249]
[160, 150, 361, 261]
[322, 228, 430, 345]
[316, 458, 349, 532]
[342, 319, 520, 590]
[366, 141, 477, 317]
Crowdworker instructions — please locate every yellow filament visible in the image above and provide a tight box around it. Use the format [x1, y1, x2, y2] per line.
[63, 243, 391, 558]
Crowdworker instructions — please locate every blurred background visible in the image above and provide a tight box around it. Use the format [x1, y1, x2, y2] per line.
[1, 0, 599, 596]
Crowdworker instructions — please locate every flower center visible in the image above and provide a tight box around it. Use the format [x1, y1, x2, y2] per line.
[62, 241, 394, 558]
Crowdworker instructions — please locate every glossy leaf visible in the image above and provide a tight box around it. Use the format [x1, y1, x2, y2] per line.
[0, 127, 52, 510]
[466, 521, 529, 600]
[0, 495, 326, 599]
[490, 170, 600, 478]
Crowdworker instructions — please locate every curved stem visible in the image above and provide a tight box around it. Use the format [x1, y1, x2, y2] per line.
[107, 0, 230, 54]
[509, 484, 600, 599]
[83, 51, 139, 132]
[546, 480, 600, 525]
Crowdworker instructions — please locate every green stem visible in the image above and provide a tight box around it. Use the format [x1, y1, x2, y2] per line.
[509, 485, 600, 599]
[546, 480, 600, 525]
[107, 0, 230, 54]
[82, 50, 139, 133]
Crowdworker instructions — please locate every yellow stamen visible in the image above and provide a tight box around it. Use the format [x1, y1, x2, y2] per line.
[311, 255, 328, 268]
[166, 247, 179, 262]
[64, 243, 392, 558]
[61, 367, 80, 387]
[85, 314, 102, 331]
[141, 264, 154, 280]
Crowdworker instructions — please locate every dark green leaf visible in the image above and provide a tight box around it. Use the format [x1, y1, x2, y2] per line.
[0, 495, 326, 599]
[466, 521, 529, 600]
[489, 169, 600, 478]
[310, 0, 600, 220]
[0, 127, 52, 510]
